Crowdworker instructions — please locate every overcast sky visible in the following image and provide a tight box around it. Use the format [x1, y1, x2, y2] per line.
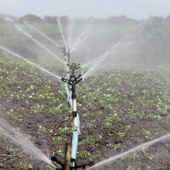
[0, 0, 169, 20]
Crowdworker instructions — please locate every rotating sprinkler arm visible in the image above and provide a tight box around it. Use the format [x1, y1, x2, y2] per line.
[61, 74, 82, 87]
[67, 63, 82, 91]
[67, 63, 81, 72]
[67, 63, 81, 79]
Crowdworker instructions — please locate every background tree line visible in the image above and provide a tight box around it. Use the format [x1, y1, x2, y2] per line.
[0, 14, 170, 66]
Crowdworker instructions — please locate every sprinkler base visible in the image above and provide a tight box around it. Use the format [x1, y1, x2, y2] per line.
[51, 156, 94, 170]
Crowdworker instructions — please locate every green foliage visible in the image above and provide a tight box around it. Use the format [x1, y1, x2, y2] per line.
[122, 153, 139, 161]
[52, 136, 66, 144]
[127, 165, 141, 170]
[104, 113, 121, 128]
[142, 148, 158, 160]
[0, 56, 170, 169]
[7, 146, 20, 154]
[0, 133, 7, 140]
[19, 162, 33, 170]
[0, 162, 4, 168]
[38, 124, 53, 133]
[77, 150, 96, 161]
[53, 150, 64, 158]
[79, 135, 102, 147]
[108, 143, 126, 152]
[142, 129, 153, 141]
[42, 165, 56, 170]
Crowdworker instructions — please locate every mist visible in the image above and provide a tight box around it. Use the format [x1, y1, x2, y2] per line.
[1, 14, 170, 77]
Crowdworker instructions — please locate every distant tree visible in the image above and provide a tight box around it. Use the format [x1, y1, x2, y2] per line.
[20, 14, 43, 22]
[134, 16, 170, 65]
[44, 16, 58, 23]
[59, 16, 70, 22]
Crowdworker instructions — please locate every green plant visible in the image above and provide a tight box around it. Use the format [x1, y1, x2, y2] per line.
[31, 103, 45, 114]
[48, 105, 63, 114]
[0, 133, 7, 140]
[7, 146, 20, 154]
[42, 165, 55, 170]
[108, 143, 126, 152]
[38, 124, 53, 133]
[19, 161, 33, 170]
[122, 153, 139, 160]
[142, 129, 152, 141]
[127, 165, 141, 170]
[0, 162, 5, 168]
[123, 125, 132, 131]
[142, 148, 157, 160]
[104, 113, 121, 128]
[52, 136, 66, 144]
[53, 150, 64, 158]
[77, 150, 95, 161]
[58, 127, 72, 134]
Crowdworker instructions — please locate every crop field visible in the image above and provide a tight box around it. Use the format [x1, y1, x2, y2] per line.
[0, 15, 170, 170]
[0, 55, 170, 170]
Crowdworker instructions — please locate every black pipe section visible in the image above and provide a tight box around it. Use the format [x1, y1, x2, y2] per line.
[51, 156, 63, 167]
[51, 156, 94, 170]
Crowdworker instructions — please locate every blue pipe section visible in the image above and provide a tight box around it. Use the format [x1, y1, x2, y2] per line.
[65, 82, 72, 107]
[65, 72, 72, 107]
[65, 82, 80, 162]
[71, 113, 80, 160]
[72, 131, 79, 160]
[64, 70, 80, 165]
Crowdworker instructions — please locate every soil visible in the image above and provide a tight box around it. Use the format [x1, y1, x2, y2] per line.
[0, 61, 170, 170]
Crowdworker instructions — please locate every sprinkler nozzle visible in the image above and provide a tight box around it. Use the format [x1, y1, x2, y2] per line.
[61, 75, 82, 86]
[61, 77, 72, 85]
[67, 63, 81, 73]
[51, 156, 63, 169]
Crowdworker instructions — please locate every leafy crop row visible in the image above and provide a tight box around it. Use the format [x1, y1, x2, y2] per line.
[0, 56, 170, 169]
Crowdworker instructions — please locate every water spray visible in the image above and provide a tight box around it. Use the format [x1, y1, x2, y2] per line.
[0, 45, 61, 80]
[57, 18, 68, 53]
[1, 15, 169, 170]
[1, 17, 95, 169]
[87, 133, 170, 170]
[0, 119, 56, 168]
[15, 24, 64, 64]
[23, 21, 62, 48]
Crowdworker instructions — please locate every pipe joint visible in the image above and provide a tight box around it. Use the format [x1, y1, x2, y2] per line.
[72, 111, 77, 117]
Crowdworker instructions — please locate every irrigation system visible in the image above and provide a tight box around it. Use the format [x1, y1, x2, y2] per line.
[51, 47, 94, 170]
[0, 17, 170, 170]
[0, 17, 94, 169]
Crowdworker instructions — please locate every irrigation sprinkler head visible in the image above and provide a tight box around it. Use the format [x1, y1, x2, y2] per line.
[62, 46, 70, 57]
[61, 74, 82, 86]
[62, 46, 70, 65]
[67, 63, 81, 75]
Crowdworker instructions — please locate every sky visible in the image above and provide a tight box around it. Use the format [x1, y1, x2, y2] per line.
[0, 0, 170, 20]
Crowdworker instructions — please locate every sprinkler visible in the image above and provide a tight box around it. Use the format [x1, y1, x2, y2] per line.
[51, 24, 94, 169]
[61, 74, 82, 86]
[62, 46, 70, 65]
[61, 62, 82, 121]
[51, 61, 94, 170]
[67, 63, 81, 76]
